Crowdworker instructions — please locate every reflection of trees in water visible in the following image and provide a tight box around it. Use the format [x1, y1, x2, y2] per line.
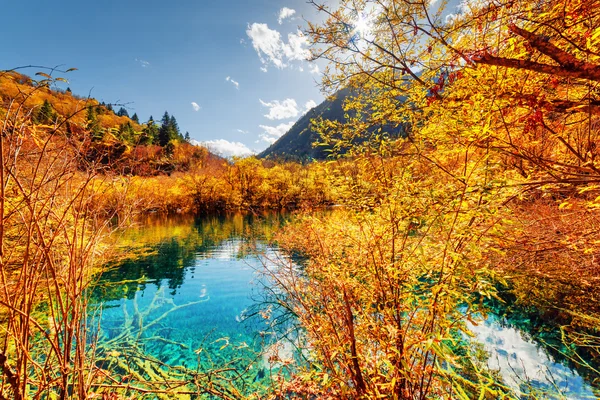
[92, 212, 289, 302]
[89, 211, 294, 398]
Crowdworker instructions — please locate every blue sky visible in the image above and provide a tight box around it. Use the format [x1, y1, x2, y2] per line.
[1, 0, 326, 156]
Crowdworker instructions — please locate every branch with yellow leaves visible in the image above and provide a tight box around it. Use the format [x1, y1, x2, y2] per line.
[473, 24, 600, 82]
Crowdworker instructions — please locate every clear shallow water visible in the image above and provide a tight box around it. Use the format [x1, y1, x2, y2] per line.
[92, 213, 599, 398]
[91, 213, 291, 391]
[99, 239, 261, 367]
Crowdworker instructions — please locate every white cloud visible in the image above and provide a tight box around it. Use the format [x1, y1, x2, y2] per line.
[309, 64, 320, 74]
[236, 129, 249, 134]
[226, 76, 240, 89]
[247, 23, 284, 69]
[260, 135, 278, 144]
[246, 23, 310, 70]
[278, 7, 296, 24]
[304, 100, 317, 113]
[459, 0, 492, 14]
[202, 139, 254, 157]
[135, 58, 150, 68]
[191, 102, 201, 112]
[284, 32, 310, 60]
[260, 98, 299, 120]
[259, 121, 295, 143]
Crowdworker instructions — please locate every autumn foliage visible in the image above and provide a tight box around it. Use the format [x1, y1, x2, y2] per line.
[2, 0, 600, 397]
[264, 0, 600, 398]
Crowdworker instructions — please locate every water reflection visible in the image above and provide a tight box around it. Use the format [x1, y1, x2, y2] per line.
[94, 212, 287, 301]
[91, 212, 599, 398]
[469, 314, 599, 399]
[91, 212, 292, 396]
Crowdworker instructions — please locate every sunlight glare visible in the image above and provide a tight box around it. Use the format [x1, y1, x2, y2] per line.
[352, 13, 371, 39]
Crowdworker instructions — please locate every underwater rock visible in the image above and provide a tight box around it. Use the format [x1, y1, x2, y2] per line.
[253, 367, 265, 382]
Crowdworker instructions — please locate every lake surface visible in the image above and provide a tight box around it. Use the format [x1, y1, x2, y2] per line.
[91, 213, 292, 396]
[92, 213, 599, 398]
[469, 314, 598, 399]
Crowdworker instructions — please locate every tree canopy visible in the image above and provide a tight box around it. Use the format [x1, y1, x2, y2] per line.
[308, 0, 600, 188]
[265, 1, 600, 398]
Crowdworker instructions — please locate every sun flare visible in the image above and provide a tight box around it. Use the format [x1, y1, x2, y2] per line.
[352, 13, 371, 38]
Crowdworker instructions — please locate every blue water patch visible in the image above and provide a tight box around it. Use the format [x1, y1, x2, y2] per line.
[99, 239, 268, 368]
[90, 213, 293, 397]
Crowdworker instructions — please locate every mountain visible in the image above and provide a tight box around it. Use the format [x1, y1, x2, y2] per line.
[259, 87, 408, 161]
[259, 88, 352, 161]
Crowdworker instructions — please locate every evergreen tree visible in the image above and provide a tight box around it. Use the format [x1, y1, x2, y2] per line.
[36, 100, 55, 125]
[86, 106, 102, 140]
[116, 107, 129, 117]
[169, 115, 182, 139]
[158, 111, 180, 146]
[141, 118, 158, 145]
[66, 87, 72, 94]
[119, 121, 135, 143]
[131, 113, 139, 123]
[158, 112, 170, 146]
[106, 104, 114, 112]
[184, 131, 190, 142]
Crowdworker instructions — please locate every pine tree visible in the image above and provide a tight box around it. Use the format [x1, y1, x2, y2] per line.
[184, 131, 190, 141]
[158, 111, 180, 146]
[86, 106, 102, 140]
[66, 87, 72, 95]
[141, 120, 158, 145]
[37, 100, 55, 125]
[169, 115, 182, 139]
[158, 112, 170, 146]
[117, 107, 129, 118]
[131, 113, 139, 123]
[119, 121, 135, 142]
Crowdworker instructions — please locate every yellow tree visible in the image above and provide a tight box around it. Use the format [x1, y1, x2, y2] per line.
[268, 0, 600, 398]
[308, 0, 600, 186]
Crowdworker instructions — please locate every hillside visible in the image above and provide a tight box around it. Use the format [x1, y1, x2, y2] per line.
[259, 88, 351, 161]
[0, 70, 220, 175]
[259, 87, 408, 161]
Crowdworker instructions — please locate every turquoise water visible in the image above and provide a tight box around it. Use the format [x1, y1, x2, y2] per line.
[92, 213, 599, 398]
[91, 213, 291, 396]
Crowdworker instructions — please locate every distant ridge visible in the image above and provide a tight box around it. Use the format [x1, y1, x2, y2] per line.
[259, 87, 408, 161]
[259, 88, 352, 161]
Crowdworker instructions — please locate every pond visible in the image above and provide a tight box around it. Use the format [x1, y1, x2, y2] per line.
[91, 213, 293, 397]
[91, 213, 599, 398]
